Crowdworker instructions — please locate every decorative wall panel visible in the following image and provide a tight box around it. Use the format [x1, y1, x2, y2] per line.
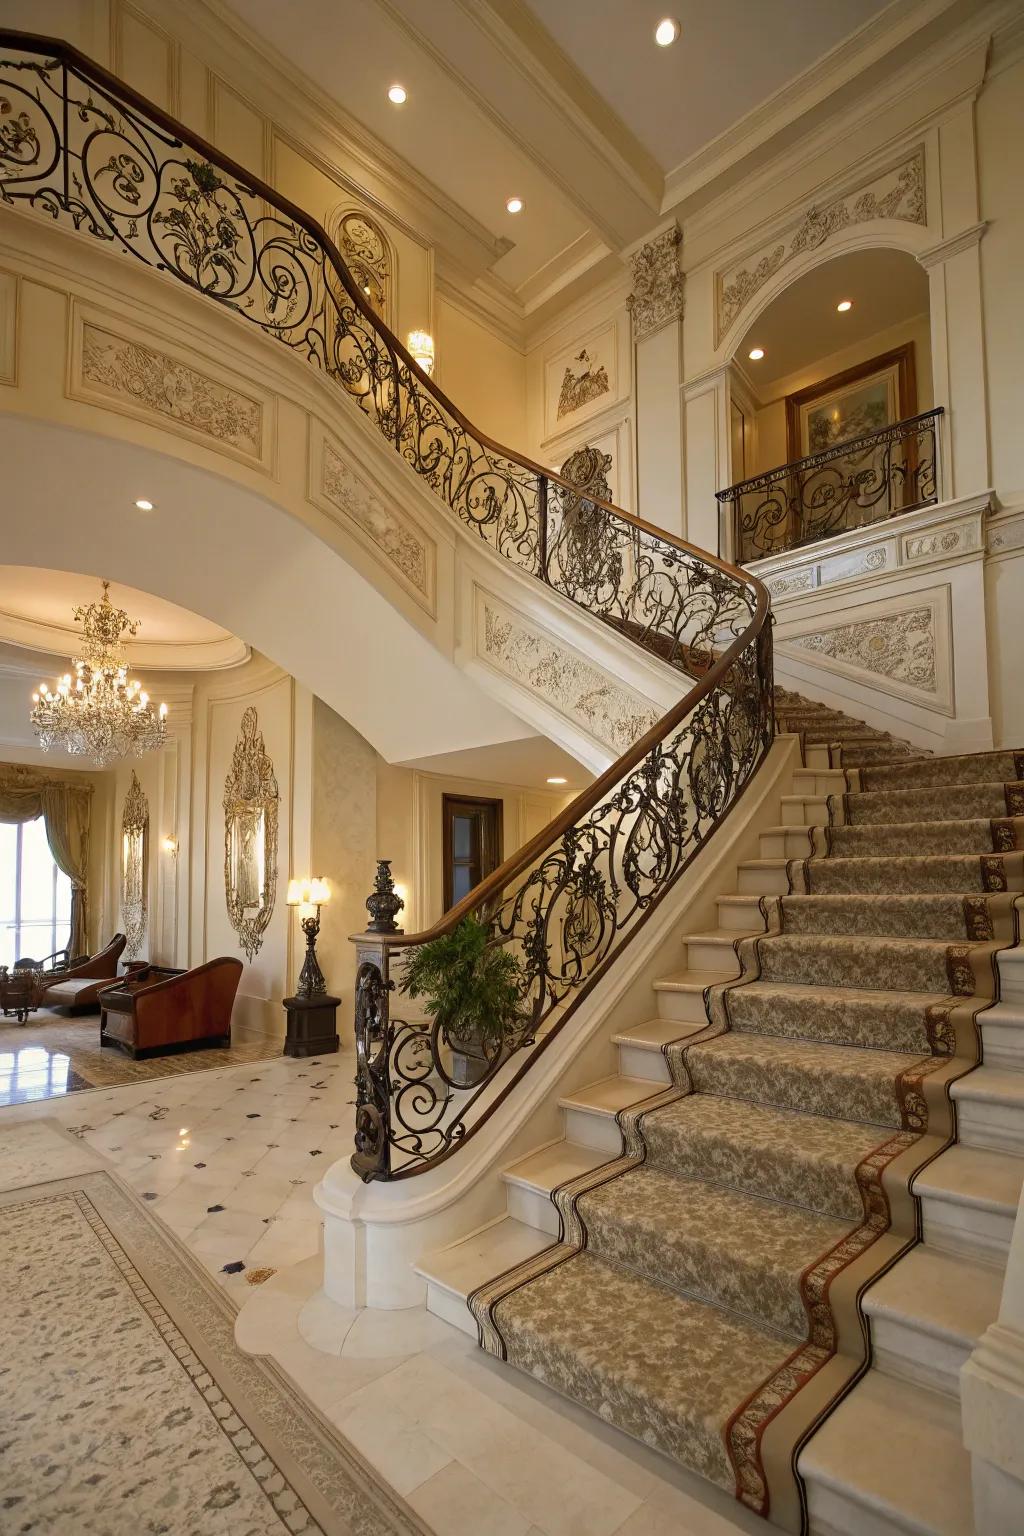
[0, 270, 16, 386]
[553, 418, 632, 512]
[628, 226, 684, 341]
[544, 322, 619, 441]
[715, 150, 926, 343]
[309, 428, 436, 612]
[987, 514, 1024, 557]
[121, 771, 149, 959]
[478, 597, 658, 754]
[223, 707, 279, 964]
[70, 310, 269, 468]
[786, 605, 937, 692]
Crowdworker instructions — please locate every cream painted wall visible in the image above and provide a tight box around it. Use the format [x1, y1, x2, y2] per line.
[311, 697, 378, 1018]
[435, 296, 526, 448]
[747, 312, 933, 477]
[978, 54, 1024, 509]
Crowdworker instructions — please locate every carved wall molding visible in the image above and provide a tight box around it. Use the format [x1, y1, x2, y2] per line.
[987, 512, 1024, 559]
[223, 707, 279, 965]
[121, 770, 149, 959]
[715, 149, 926, 344]
[478, 597, 658, 755]
[69, 305, 272, 469]
[785, 604, 937, 692]
[0, 269, 17, 387]
[308, 426, 437, 614]
[334, 208, 396, 327]
[628, 226, 684, 342]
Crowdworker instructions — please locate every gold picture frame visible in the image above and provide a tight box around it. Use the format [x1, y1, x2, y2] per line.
[786, 343, 917, 462]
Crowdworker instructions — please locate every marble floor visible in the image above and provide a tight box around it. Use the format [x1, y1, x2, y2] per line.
[0, 1051, 762, 1536]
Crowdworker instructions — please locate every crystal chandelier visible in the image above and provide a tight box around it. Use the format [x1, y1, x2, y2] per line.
[30, 580, 168, 768]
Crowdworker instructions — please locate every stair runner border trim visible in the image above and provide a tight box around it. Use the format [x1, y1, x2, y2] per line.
[469, 831, 1017, 1534]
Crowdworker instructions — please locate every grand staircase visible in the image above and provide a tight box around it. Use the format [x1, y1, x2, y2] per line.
[417, 688, 1024, 1535]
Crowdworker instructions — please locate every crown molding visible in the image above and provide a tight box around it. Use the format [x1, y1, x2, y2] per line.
[516, 231, 611, 315]
[435, 267, 526, 352]
[918, 219, 988, 267]
[662, 0, 964, 213]
[524, 267, 631, 354]
[137, 0, 511, 282]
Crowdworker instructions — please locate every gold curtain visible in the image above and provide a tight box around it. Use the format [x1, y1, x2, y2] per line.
[0, 767, 92, 959]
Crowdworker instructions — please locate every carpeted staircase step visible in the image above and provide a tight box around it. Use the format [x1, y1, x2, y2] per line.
[755, 932, 993, 993]
[725, 981, 951, 1055]
[842, 779, 1024, 824]
[776, 891, 1014, 941]
[801, 728, 904, 746]
[685, 1033, 926, 1128]
[492, 1250, 797, 1493]
[640, 1092, 889, 1220]
[859, 748, 1024, 792]
[576, 1167, 848, 1339]
[826, 815, 1023, 856]
[797, 851, 1024, 894]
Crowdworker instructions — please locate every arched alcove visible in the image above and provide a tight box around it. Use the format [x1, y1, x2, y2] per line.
[332, 207, 397, 328]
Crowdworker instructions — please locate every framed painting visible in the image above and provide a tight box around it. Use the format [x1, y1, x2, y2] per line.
[544, 322, 618, 440]
[786, 343, 916, 463]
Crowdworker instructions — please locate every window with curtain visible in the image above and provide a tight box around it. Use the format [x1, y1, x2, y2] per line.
[0, 816, 72, 970]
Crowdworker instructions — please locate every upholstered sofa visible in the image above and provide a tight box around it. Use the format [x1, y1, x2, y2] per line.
[37, 934, 128, 1014]
[98, 957, 243, 1058]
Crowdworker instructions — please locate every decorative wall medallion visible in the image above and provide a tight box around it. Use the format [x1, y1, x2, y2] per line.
[715, 150, 926, 343]
[767, 570, 814, 600]
[223, 708, 279, 964]
[786, 605, 937, 692]
[121, 770, 149, 959]
[627, 226, 684, 342]
[480, 600, 658, 754]
[336, 210, 393, 324]
[904, 524, 978, 563]
[76, 319, 264, 462]
[0, 270, 17, 386]
[818, 545, 889, 586]
[559, 444, 613, 505]
[987, 514, 1024, 556]
[544, 322, 619, 439]
[314, 434, 435, 611]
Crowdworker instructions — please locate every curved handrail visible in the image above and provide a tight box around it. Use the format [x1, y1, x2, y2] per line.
[0, 31, 775, 1180]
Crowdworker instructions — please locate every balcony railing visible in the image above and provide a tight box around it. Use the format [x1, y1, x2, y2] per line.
[718, 408, 944, 565]
[0, 30, 774, 1183]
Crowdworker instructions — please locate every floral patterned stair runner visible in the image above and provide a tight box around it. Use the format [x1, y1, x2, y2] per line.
[469, 698, 1023, 1533]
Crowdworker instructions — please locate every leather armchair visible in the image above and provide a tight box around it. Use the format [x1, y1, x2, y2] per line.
[99, 956, 243, 1058]
[37, 934, 128, 1013]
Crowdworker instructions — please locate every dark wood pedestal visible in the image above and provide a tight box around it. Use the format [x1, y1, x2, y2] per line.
[283, 992, 341, 1057]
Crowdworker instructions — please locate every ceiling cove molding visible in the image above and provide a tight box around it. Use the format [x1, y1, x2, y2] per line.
[661, 0, 967, 212]
[136, 0, 510, 281]
[435, 268, 526, 353]
[524, 269, 632, 356]
[0, 610, 250, 673]
[918, 220, 989, 268]
[516, 231, 612, 316]
[681, 18, 993, 259]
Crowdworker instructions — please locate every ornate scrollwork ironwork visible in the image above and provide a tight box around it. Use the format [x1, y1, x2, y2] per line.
[0, 32, 775, 1183]
[223, 707, 279, 964]
[717, 409, 944, 564]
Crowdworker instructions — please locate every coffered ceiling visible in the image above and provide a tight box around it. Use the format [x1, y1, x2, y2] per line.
[215, 0, 964, 312]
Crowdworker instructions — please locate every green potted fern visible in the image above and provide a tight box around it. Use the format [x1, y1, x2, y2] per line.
[401, 915, 528, 1088]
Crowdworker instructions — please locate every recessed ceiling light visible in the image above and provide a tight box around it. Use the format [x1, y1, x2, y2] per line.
[387, 84, 407, 105]
[546, 776, 568, 785]
[134, 498, 154, 511]
[654, 17, 680, 46]
[748, 347, 765, 361]
[837, 299, 853, 312]
[506, 196, 523, 214]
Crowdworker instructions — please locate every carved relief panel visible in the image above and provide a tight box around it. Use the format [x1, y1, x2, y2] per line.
[121, 770, 149, 959]
[223, 707, 279, 963]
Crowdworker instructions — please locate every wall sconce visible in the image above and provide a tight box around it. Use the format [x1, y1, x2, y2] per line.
[286, 876, 331, 998]
[407, 330, 435, 376]
[161, 835, 178, 858]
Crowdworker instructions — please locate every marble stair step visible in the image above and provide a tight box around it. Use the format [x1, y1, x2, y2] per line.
[557, 1074, 661, 1152]
[913, 1143, 1024, 1261]
[576, 1166, 848, 1339]
[725, 980, 949, 1054]
[800, 1370, 974, 1536]
[653, 969, 736, 1022]
[612, 1017, 707, 1081]
[676, 928, 749, 973]
[950, 1064, 1024, 1155]
[792, 766, 848, 796]
[780, 793, 837, 826]
[737, 857, 790, 894]
[795, 851, 1024, 894]
[759, 824, 816, 859]
[863, 1244, 1004, 1399]
[416, 1216, 553, 1335]
[502, 1140, 612, 1235]
[980, 1000, 1024, 1069]
[685, 1033, 921, 1128]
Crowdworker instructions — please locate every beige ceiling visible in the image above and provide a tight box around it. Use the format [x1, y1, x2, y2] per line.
[217, 0, 957, 309]
[736, 247, 930, 393]
[0, 567, 249, 671]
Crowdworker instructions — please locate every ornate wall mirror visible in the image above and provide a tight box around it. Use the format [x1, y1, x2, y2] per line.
[121, 770, 149, 958]
[223, 706, 279, 963]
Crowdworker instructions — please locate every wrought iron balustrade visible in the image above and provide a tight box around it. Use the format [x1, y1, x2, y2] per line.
[0, 30, 774, 1182]
[718, 409, 943, 565]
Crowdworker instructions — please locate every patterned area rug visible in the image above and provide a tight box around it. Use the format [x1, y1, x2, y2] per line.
[470, 695, 1024, 1532]
[0, 1139, 430, 1536]
[0, 1014, 283, 1103]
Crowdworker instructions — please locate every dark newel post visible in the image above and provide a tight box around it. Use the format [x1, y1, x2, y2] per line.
[538, 474, 549, 581]
[365, 859, 404, 933]
[350, 859, 404, 1182]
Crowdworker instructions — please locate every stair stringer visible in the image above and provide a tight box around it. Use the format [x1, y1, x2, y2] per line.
[312, 734, 802, 1311]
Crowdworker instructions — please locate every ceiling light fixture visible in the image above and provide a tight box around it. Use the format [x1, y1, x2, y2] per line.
[387, 84, 407, 105]
[837, 299, 853, 312]
[748, 347, 765, 361]
[134, 498, 154, 511]
[546, 776, 568, 785]
[654, 17, 680, 46]
[506, 196, 523, 214]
